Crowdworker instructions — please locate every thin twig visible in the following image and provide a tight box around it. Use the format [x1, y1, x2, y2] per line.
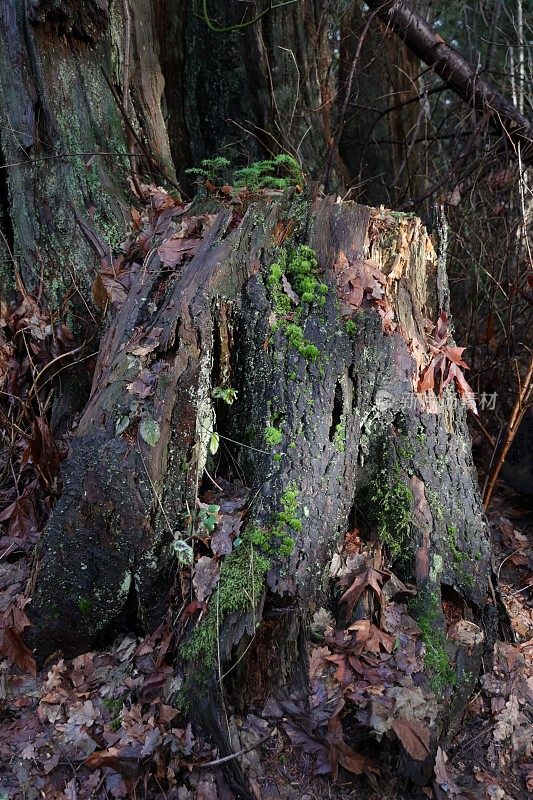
[483, 349, 533, 508]
[197, 730, 275, 768]
[323, 10, 377, 192]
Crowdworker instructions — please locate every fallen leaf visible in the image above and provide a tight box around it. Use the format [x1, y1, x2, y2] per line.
[139, 419, 161, 447]
[193, 556, 220, 603]
[392, 717, 431, 761]
[339, 565, 387, 621]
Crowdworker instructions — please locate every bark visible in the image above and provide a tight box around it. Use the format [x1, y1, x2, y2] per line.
[157, 0, 336, 187]
[365, 0, 533, 163]
[0, 0, 175, 300]
[27, 189, 490, 783]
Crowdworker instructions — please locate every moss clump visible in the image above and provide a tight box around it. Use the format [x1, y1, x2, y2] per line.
[285, 323, 320, 361]
[271, 483, 301, 552]
[267, 244, 326, 362]
[409, 591, 456, 694]
[265, 426, 283, 446]
[181, 486, 301, 671]
[345, 319, 357, 337]
[78, 596, 92, 617]
[371, 472, 413, 560]
[426, 486, 444, 521]
[103, 698, 123, 731]
[181, 538, 270, 668]
[333, 420, 346, 453]
[282, 245, 328, 307]
[448, 525, 465, 563]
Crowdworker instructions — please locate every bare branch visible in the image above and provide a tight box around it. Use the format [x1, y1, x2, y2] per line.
[366, 0, 533, 162]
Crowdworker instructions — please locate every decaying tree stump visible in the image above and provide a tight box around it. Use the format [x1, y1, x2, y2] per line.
[27, 190, 490, 786]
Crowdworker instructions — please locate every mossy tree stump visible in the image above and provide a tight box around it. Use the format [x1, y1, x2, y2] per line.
[27, 191, 490, 783]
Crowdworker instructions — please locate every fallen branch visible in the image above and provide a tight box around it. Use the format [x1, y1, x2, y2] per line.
[366, 0, 533, 163]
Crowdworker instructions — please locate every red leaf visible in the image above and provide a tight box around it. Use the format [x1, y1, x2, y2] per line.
[442, 345, 469, 369]
[417, 359, 436, 393]
[454, 369, 478, 415]
[0, 628, 36, 675]
[0, 600, 36, 676]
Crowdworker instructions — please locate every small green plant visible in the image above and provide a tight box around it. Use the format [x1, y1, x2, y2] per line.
[185, 156, 230, 184]
[172, 538, 194, 565]
[212, 386, 238, 404]
[198, 503, 220, 533]
[234, 154, 303, 191]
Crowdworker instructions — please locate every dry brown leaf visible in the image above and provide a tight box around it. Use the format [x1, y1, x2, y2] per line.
[392, 717, 431, 761]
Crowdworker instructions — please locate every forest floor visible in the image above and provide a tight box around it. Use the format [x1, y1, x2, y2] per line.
[0, 256, 531, 800]
[0, 466, 530, 799]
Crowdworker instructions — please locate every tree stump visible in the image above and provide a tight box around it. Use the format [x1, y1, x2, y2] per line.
[27, 190, 490, 783]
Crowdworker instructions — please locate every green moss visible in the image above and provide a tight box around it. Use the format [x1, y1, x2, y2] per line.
[265, 426, 283, 446]
[409, 591, 456, 694]
[448, 525, 465, 563]
[103, 698, 123, 731]
[398, 442, 415, 463]
[416, 425, 426, 444]
[333, 420, 346, 453]
[426, 487, 444, 521]
[366, 469, 413, 560]
[285, 323, 320, 361]
[78, 596, 93, 617]
[267, 244, 326, 362]
[274, 483, 301, 536]
[181, 485, 301, 673]
[181, 537, 270, 667]
[345, 319, 357, 337]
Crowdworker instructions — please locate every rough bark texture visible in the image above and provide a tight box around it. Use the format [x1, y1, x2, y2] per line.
[157, 0, 335, 187]
[27, 191, 490, 782]
[0, 0, 174, 299]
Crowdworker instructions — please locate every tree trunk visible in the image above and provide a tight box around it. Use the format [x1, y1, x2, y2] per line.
[0, 0, 175, 302]
[0, 2, 492, 793]
[157, 0, 336, 189]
